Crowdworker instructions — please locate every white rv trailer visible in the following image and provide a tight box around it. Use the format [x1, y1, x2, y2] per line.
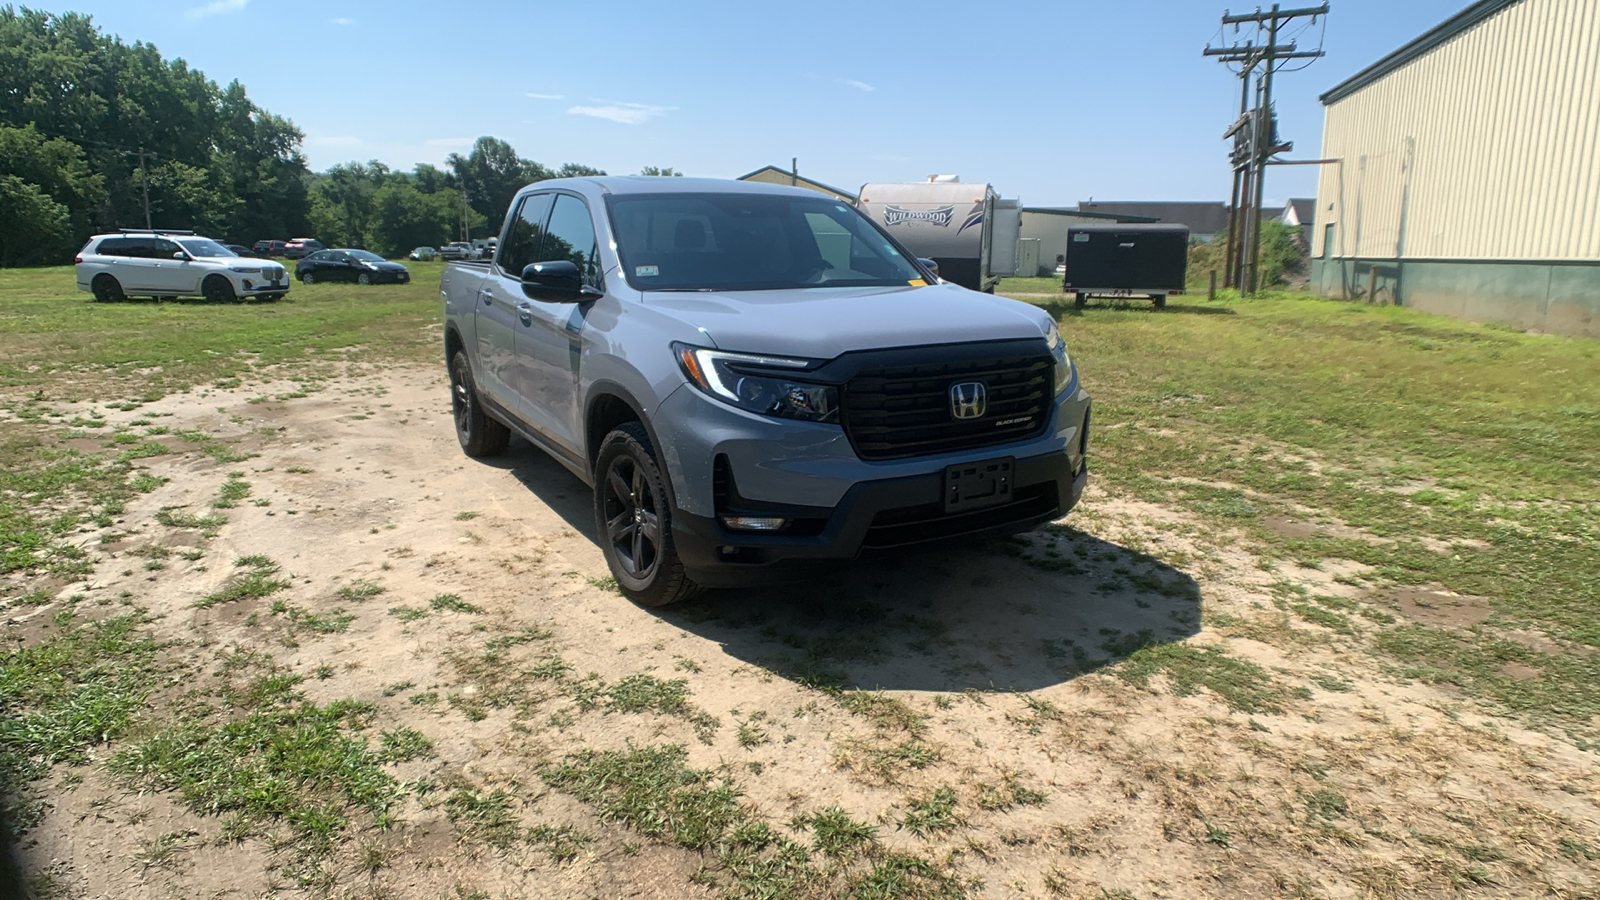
[856, 179, 1021, 293]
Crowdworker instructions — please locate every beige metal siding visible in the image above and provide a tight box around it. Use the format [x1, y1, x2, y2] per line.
[1314, 0, 1600, 261]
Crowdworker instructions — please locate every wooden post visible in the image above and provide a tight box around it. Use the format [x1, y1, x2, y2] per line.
[1366, 266, 1378, 304]
[1208, 269, 1217, 301]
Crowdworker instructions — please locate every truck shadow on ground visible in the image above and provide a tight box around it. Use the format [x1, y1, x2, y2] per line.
[497, 439, 1201, 695]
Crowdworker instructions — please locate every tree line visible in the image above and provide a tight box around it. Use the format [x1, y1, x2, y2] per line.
[0, 8, 647, 265]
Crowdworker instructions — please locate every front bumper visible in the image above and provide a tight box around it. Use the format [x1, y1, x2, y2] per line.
[672, 448, 1087, 586]
[653, 376, 1092, 587]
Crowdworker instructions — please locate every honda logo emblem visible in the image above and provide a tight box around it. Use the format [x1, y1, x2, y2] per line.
[949, 382, 987, 420]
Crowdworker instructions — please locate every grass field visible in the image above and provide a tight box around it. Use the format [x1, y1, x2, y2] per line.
[1, 265, 1598, 898]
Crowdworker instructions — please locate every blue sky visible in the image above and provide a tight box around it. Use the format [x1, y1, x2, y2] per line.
[42, 0, 1468, 206]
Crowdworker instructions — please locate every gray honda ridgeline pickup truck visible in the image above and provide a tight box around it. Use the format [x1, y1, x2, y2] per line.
[441, 177, 1091, 606]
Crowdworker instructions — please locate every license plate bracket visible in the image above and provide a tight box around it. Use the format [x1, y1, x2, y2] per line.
[943, 457, 1014, 513]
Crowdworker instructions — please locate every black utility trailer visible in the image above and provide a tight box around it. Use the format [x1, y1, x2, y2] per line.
[1062, 223, 1189, 308]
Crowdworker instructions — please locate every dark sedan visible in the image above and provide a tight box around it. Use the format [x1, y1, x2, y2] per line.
[225, 244, 267, 259]
[295, 249, 411, 285]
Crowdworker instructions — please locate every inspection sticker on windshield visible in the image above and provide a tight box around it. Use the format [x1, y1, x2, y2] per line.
[907, 279, 927, 287]
[635, 265, 659, 277]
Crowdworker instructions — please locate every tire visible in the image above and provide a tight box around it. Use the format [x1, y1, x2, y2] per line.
[91, 274, 125, 303]
[203, 275, 237, 304]
[358, 273, 372, 286]
[1074, 291, 1087, 309]
[449, 351, 509, 458]
[301, 271, 315, 284]
[593, 422, 699, 608]
[1153, 294, 1167, 309]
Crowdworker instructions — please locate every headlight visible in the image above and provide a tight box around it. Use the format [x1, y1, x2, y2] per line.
[229, 266, 262, 274]
[673, 343, 838, 423]
[1046, 322, 1074, 396]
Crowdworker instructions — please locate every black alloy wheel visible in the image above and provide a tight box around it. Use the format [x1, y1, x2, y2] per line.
[602, 455, 661, 583]
[593, 423, 698, 607]
[357, 272, 372, 285]
[449, 351, 509, 457]
[301, 270, 315, 284]
[91, 274, 125, 303]
[203, 275, 237, 304]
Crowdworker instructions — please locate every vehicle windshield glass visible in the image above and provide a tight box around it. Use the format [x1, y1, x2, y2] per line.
[177, 238, 235, 258]
[607, 193, 925, 292]
[347, 250, 385, 262]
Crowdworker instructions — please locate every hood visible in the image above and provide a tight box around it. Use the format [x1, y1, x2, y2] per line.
[641, 282, 1053, 359]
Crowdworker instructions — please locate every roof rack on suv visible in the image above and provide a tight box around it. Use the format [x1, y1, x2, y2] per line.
[116, 228, 198, 235]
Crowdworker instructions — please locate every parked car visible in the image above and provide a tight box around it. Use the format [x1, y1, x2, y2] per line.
[439, 242, 473, 260]
[75, 230, 289, 303]
[296, 249, 411, 285]
[252, 239, 288, 256]
[225, 244, 266, 259]
[441, 177, 1090, 607]
[471, 238, 497, 260]
[409, 246, 439, 261]
[283, 238, 325, 259]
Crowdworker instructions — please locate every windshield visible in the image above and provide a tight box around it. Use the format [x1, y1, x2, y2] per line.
[177, 238, 236, 258]
[347, 250, 385, 262]
[608, 193, 926, 292]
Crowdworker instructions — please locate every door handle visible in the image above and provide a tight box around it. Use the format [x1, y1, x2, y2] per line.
[480, 289, 494, 305]
[516, 303, 535, 317]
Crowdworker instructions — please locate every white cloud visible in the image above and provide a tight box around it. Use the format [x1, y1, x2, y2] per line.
[567, 101, 671, 125]
[329, 16, 354, 25]
[525, 92, 564, 100]
[186, 0, 247, 19]
[840, 79, 876, 92]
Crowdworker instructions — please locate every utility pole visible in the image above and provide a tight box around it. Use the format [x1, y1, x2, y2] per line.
[137, 147, 152, 230]
[1204, 4, 1327, 294]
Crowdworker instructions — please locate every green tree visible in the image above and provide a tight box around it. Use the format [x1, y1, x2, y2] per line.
[0, 8, 312, 260]
[0, 175, 70, 267]
[447, 137, 547, 225]
[368, 182, 461, 257]
[638, 166, 683, 177]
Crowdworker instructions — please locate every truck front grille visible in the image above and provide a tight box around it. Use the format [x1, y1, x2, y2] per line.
[841, 352, 1053, 460]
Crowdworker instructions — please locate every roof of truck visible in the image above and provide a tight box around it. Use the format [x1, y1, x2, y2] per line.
[535, 176, 829, 198]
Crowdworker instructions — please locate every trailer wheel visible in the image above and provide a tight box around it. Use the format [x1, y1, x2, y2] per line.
[1153, 294, 1167, 309]
[1074, 292, 1087, 309]
[983, 285, 995, 294]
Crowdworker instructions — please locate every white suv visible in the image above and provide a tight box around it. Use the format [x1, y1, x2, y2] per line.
[74, 231, 290, 303]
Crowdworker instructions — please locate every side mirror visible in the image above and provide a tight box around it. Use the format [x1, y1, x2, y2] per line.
[917, 258, 940, 278]
[172, 251, 188, 260]
[521, 260, 601, 302]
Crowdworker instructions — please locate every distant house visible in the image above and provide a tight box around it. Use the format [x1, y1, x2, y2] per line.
[737, 166, 857, 202]
[1075, 201, 1239, 242]
[1282, 198, 1316, 246]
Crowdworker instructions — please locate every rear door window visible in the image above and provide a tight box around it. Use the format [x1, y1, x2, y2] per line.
[540, 194, 600, 285]
[498, 193, 554, 275]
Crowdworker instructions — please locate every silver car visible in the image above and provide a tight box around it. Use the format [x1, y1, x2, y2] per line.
[440, 178, 1090, 606]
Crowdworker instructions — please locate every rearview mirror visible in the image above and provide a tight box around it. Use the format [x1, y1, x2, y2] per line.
[917, 258, 940, 278]
[521, 261, 601, 302]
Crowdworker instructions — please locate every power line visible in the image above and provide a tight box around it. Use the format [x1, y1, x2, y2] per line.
[1204, 3, 1329, 294]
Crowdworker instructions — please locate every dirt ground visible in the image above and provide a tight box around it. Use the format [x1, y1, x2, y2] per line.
[6, 365, 1599, 899]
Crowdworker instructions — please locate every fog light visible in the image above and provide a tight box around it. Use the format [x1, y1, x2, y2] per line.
[721, 516, 788, 532]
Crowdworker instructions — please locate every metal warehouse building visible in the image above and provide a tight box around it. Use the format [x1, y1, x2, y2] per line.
[1310, 0, 1600, 337]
